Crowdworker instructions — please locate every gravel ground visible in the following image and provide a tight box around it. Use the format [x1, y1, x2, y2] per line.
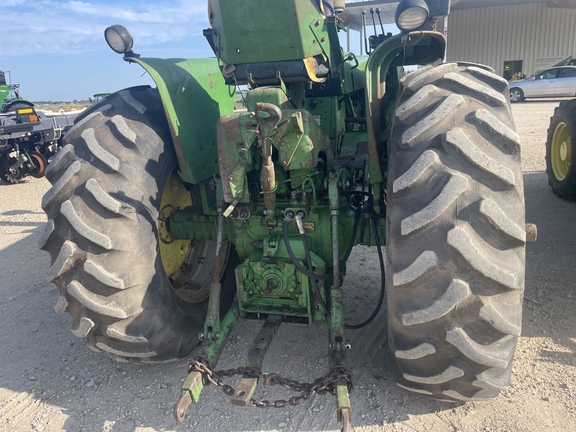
[1, 99, 575, 432]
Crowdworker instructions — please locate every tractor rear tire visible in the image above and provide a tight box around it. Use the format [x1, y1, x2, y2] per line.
[2, 101, 34, 113]
[40, 86, 236, 363]
[546, 99, 576, 198]
[386, 63, 526, 401]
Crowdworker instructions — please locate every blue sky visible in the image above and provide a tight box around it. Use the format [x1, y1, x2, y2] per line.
[1, 0, 216, 101]
[1, 0, 398, 102]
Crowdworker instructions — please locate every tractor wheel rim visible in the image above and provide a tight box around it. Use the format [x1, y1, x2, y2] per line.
[551, 122, 571, 181]
[158, 172, 211, 303]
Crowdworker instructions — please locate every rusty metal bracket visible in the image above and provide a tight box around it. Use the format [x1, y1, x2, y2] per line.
[336, 380, 354, 432]
[174, 301, 241, 423]
[327, 173, 355, 431]
[203, 203, 226, 341]
[231, 314, 283, 406]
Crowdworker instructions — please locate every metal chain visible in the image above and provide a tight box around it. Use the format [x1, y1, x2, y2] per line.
[188, 356, 353, 409]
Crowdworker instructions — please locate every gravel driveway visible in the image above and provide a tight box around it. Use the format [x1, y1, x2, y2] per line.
[1, 99, 575, 432]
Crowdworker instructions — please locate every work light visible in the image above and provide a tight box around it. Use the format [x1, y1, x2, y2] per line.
[395, 0, 430, 32]
[104, 25, 134, 55]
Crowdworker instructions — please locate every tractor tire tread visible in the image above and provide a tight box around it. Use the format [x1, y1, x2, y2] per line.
[387, 63, 525, 401]
[40, 87, 220, 363]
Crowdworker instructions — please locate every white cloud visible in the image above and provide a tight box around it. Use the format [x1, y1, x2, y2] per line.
[1, 0, 211, 56]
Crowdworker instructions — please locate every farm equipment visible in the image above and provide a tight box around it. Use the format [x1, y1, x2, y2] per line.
[0, 70, 34, 113]
[546, 99, 576, 198]
[39, 0, 529, 429]
[0, 70, 77, 183]
[89, 93, 112, 105]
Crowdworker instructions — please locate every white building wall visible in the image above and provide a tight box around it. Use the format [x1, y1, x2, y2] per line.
[446, 3, 576, 77]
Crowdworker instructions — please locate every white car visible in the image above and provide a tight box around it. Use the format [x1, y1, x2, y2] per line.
[508, 66, 576, 102]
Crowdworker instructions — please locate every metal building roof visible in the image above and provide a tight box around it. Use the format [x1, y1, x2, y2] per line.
[338, 1, 398, 31]
[452, 0, 575, 9]
[339, 0, 575, 31]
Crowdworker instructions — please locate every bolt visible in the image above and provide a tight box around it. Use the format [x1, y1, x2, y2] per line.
[229, 175, 234, 181]
[321, 37, 326, 43]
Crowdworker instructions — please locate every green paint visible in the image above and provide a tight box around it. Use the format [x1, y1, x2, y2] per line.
[208, 0, 330, 65]
[364, 31, 446, 186]
[128, 57, 234, 184]
[180, 302, 240, 403]
[121, 1, 462, 426]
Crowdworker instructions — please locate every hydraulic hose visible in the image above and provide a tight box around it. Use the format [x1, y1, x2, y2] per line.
[282, 215, 326, 281]
[281, 194, 364, 282]
[280, 190, 385, 329]
[345, 190, 386, 329]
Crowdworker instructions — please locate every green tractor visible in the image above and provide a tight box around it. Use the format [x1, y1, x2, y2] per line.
[89, 93, 112, 105]
[0, 70, 35, 113]
[39, 0, 528, 429]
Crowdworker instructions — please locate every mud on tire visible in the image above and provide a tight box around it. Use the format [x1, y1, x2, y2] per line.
[39, 86, 235, 363]
[386, 63, 526, 401]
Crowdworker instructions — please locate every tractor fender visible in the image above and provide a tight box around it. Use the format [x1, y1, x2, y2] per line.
[128, 57, 235, 184]
[364, 31, 446, 185]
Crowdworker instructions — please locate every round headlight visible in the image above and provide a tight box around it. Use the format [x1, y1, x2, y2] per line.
[104, 25, 134, 54]
[395, 0, 430, 32]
